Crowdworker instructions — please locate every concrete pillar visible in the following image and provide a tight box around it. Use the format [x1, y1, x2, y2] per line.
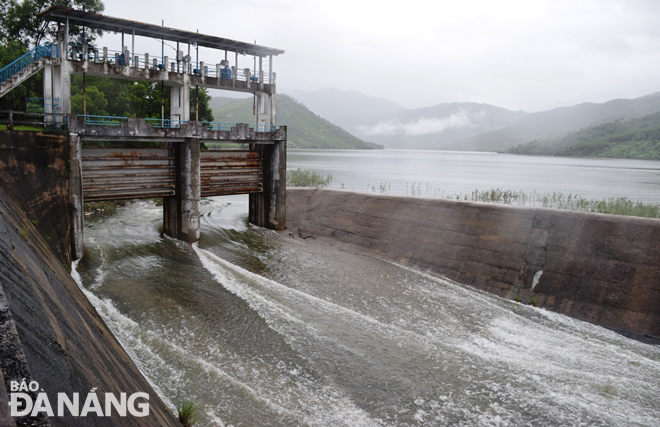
[249, 141, 286, 229]
[256, 94, 270, 126]
[163, 138, 200, 242]
[43, 64, 53, 123]
[170, 80, 190, 122]
[69, 133, 84, 259]
[57, 60, 71, 115]
[270, 92, 277, 125]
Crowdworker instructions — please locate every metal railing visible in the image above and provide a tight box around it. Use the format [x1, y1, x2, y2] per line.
[63, 43, 272, 84]
[26, 98, 61, 114]
[203, 121, 235, 131]
[0, 44, 58, 84]
[71, 115, 279, 133]
[145, 118, 188, 128]
[77, 115, 128, 127]
[1, 110, 66, 130]
[250, 124, 277, 132]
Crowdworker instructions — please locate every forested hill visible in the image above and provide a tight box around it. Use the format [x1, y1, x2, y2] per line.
[451, 92, 660, 152]
[210, 95, 382, 149]
[508, 111, 660, 160]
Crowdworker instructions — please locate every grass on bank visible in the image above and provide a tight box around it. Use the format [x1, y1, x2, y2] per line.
[446, 188, 660, 219]
[287, 168, 333, 188]
[176, 401, 200, 427]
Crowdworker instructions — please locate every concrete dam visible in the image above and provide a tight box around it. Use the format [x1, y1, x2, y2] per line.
[287, 188, 660, 343]
[0, 7, 658, 425]
[1, 131, 659, 425]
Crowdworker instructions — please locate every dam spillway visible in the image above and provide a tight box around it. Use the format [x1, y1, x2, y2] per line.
[72, 195, 660, 427]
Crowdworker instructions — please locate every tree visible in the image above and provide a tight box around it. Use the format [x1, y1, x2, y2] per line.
[71, 85, 107, 115]
[190, 86, 214, 122]
[2, 0, 104, 48]
[0, 0, 105, 108]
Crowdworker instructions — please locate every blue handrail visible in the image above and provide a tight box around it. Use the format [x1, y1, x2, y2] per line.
[203, 122, 236, 131]
[249, 124, 277, 132]
[78, 115, 128, 127]
[145, 118, 188, 128]
[26, 98, 61, 114]
[0, 44, 58, 84]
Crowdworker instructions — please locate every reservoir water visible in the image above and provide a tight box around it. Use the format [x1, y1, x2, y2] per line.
[288, 150, 660, 203]
[73, 151, 660, 426]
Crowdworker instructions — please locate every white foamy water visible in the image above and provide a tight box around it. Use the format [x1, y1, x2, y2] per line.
[73, 198, 660, 426]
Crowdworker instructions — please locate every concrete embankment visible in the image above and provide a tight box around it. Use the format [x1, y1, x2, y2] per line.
[287, 189, 660, 343]
[0, 131, 179, 426]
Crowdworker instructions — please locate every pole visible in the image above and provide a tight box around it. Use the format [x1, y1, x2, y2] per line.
[65, 16, 69, 54]
[83, 72, 86, 115]
[195, 85, 199, 121]
[162, 20, 165, 67]
[161, 81, 165, 126]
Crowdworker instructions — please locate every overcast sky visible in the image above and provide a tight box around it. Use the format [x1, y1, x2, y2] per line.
[99, 0, 660, 112]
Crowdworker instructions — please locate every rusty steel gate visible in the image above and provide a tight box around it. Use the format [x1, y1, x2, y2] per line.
[201, 150, 262, 197]
[81, 147, 263, 202]
[81, 147, 175, 201]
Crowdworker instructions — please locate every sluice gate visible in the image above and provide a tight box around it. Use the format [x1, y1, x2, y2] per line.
[66, 116, 286, 260]
[81, 148, 265, 201]
[82, 147, 176, 201]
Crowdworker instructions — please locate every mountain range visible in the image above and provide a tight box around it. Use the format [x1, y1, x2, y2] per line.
[209, 89, 660, 156]
[286, 89, 660, 154]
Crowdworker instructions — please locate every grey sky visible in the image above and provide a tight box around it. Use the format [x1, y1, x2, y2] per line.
[99, 0, 660, 112]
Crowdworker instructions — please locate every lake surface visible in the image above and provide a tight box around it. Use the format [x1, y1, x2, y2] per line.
[288, 150, 660, 203]
[71, 149, 660, 426]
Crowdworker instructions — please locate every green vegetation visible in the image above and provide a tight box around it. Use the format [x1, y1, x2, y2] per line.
[1, 0, 105, 111]
[0, 0, 213, 123]
[509, 110, 660, 160]
[176, 401, 200, 427]
[456, 93, 660, 153]
[19, 224, 29, 241]
[445, 188, 660, 218]
[368, 185, 660, 219]
[70, 75, 214, 122]
[287, 168, 333, 188]
[530, 295, 538, 306]
[210, 95, 382, 149]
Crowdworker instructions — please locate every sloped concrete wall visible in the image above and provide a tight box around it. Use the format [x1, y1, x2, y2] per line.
[287, 189, 660, 342]
[0, 131, 71, 264]
[0, 131, 179, 426]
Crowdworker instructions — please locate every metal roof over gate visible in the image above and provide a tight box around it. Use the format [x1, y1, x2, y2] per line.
[38, 6, 285, 57]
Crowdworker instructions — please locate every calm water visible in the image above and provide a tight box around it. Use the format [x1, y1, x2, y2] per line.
[288, 150, 660, 203]
[71, 150, 660, 426]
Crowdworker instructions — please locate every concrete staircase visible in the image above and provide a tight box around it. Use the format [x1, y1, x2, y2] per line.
[0, 44, 60, 99]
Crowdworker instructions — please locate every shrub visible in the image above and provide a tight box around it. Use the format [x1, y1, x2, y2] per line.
[177, 401, 200, 427]
[287, 168, 333, 188]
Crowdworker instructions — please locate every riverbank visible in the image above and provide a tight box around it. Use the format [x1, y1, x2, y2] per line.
[286, 188, 660, 343]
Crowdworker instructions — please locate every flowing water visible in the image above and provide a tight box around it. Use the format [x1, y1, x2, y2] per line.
[73, 193, 660, 426]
